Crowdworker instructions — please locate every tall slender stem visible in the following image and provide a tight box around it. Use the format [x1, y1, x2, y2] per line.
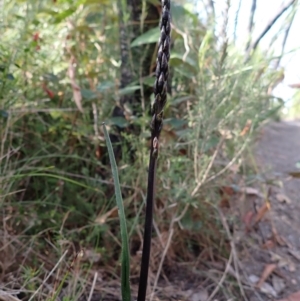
[137, 1, 171, 301]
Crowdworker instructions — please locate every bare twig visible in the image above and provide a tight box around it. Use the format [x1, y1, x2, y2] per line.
[206, 249, 233, 301]
[275, 4, 297, 69]
[233, 0, 242, 42]
[219, 0, 230, 68]
[0, 290, 22, 301]
[150, 202, 190, 301]
[205, 136, 250, 184]
[246, 0, 296, 59]
[245, 0, 257, 51]
[217, 208, 248, 300]
[191, 137, 224, 197]
[207, 0, 215, 24]
[150, 228, 174, 301]
[87, 272, 98, 301]
[220, 0, 230, 41]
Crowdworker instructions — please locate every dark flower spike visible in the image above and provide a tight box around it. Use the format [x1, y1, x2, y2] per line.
[137, 1, 171, 301]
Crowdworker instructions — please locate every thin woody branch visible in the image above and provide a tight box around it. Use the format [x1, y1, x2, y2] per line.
[246, 0, 296, 60]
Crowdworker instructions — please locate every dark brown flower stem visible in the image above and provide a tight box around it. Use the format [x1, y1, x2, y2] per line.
[137, 1, 171, 300]
[137, 139, 157, 301]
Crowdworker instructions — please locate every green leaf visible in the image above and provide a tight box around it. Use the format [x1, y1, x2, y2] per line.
[96, 81, 115, 92]
[6, 74, 14, 80]
[107, 117, 129, 128]
[119, 85, 140, 96]
[131, 28, 160, 47]
[172, 95, 194, 105]
[170, 52, 197, 68]
[0, 110, 8, 118]
[142, 76, 155, 87]
[81, 89, 97, 100]
[47, 8, 76, 24]
[43, 73, 59, 83]
[164, 118, 187, 129]
[102, 123, 131, 301]
[171, 3, 198, 29]
[83, 0, 109, 4]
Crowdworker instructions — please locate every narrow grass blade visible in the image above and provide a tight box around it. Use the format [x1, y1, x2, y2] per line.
[102, 123, 131, 301]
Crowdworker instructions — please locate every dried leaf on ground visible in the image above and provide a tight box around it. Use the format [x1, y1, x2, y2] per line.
[248, 274, 277, 297]
[95, 206, 118, 224]
[288, 171, 300, 178]
[276, 193, 292, 204]
[83, 248, 101, 263]
[242, 187, 263, 197]
[262, 239, 276, 249]
[256, 264, 277, 288]
[220, 185, 235, 196]
[271, 227, 287, 246]
[219, 186, 234, 208]
[271, 254, 296, 271]
[190, 289, 209, 301]
[253, 202, 270, 225]
[277, 291, 300, 301]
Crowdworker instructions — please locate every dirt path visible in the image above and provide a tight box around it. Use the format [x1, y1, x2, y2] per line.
[242, 120, 300, 301]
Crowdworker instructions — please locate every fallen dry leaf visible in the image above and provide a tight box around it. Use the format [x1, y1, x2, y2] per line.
[256, 264, 277, 288]
[276, 193, 292, 204]
[243, 187, 263, 197]
[95, 206, 118, 224]
[262, 239, 276, 249]
[219, 197, 230, 208]
[277, 290, 300, 301]
[219, 186, 234, 208]
[271, 227, 287, 246]
[220, 185, 235, 196]
[190, 289, 209, 301]
[83, 248, 101, 264]
[240, 119, 252, 136]
[253, 202, 270, 225]
[288, 171, 300, 178]
[271, 253, 295, 271]
[248, 275, 277, 297]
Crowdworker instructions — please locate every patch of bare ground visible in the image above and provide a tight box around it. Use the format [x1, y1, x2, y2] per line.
[233, 120, 300, 301]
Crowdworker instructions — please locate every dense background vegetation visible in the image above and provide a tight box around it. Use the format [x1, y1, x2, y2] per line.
[0, 0, 299, 299]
